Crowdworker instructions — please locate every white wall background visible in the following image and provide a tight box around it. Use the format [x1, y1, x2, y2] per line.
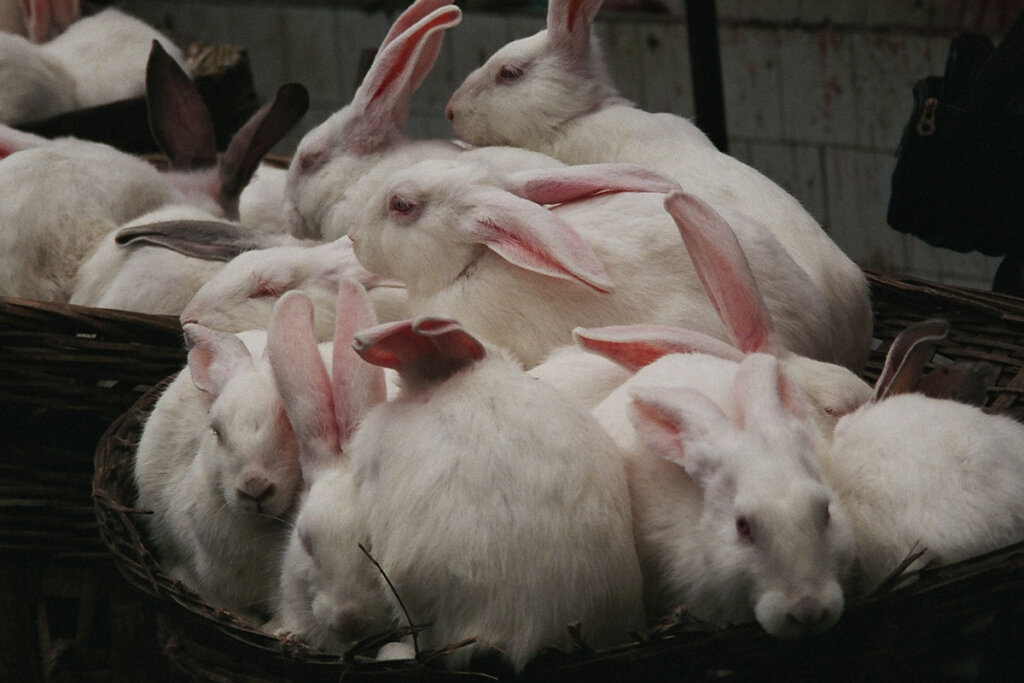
[119, 0, 1024, 291]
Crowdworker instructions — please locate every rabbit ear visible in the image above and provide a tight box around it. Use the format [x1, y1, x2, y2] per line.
[665, 190, 781, 356]
[547, 0, 604, 61]
[467, 189, 613, 292]
[874, 319, 951, 401]
[183, 323, 254, 397]
[628, 384, 730, 486]
[114, 220, 268, 261]
[573, 324, 744, 372]
[0, 124, 51, 159]
[268, 290, 340, 479]
[352, 316, 485, 386]
[504, 163, 679, 205]
[217, 83, 310, 211]
[730, 353, 805, 427]
[345, 5, 462, 154]
[145, 41, 218, 171]
[22, 0, 79, 43]
[330, 279, 386, 440]
[379, 0, 455, 47]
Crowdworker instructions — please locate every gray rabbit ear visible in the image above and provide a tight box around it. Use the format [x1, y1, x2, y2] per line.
[145, 40, 218, 171]
[873, 319, 951, 401]
[217, 82, 310, 208]
[114, 220, 267, 261]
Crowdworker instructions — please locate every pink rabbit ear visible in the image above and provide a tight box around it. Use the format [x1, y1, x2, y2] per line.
[573, 324, 744, 372]
[665, 191, 781, 356]
[380, 0, 455, 47]
[347, 5, 462, 154]
[873, 319, 951, 402]
[505, 163, 679, 205]
[146, 40, 218, 171]
[467, 189, 613, 292]
[0, 124, 51, 159]
[628, 384, 730, 485]
[352, 316, 484, 385]
[183, 323, 254, 397]
[268, 291, 341, 479]
[547, 0, 604, 60]
[330, 279, 386, 440]
[22, 0, 79, 43]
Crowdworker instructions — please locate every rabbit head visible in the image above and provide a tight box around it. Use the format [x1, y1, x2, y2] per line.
[629, 353, 857, 638]
[183, 323, 302, 520]
[180, 237, 404, 337]
[284, 0, 463, 240]
[445, 0, 620, 148]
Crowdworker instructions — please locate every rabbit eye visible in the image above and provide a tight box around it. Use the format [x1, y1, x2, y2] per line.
[389, 194, 415, 215]
[735, 516, 754, 542]
[498, 64, 524, 82]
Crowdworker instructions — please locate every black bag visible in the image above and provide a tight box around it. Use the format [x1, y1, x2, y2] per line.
[888, 13, 1024, 261]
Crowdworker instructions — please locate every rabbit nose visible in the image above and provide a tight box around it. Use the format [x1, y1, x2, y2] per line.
[445, 103, 454, 122]
[238, 477, 275, 505]
[785, 595, 828, 629]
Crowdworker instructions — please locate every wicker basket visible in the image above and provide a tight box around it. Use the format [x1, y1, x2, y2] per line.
[84, 270, 1024, 680]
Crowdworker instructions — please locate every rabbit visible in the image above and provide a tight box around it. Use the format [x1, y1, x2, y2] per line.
[29, 0, 190, 110]
[283, 0, 562, 243]
[180, 236, 407, 336]
[570, 190, 873, 446]
[444, 0, 872, 372]
[344, 158, 839, 369]
[0, 30, 77, 123]
[1, 40, 308, 302]
[591, 351, 856, 638]
[332, 314, 645, 671]
[823, 319, 1024, 596]
[133, 304, 311, 619]
[265, 284, 397, 653]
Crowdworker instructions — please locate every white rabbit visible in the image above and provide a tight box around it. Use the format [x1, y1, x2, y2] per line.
[179, 236, 408, 336]
[284, 0, 465, 240]
[133, 309, 308, 619]
[338, 315, 645, 671]
[823, 319, 1024, 595]
[345, 159, 838, 368]
[0, 30, 76, 123]
[593, 352, 856, 638]
[282, 0, 561, 243]
[265, 284, 394, 651]
[2, 41, 309, 302]
[31, 0, 189, 109]
[445, 0, 872, 372]
[571, 189, 873, 443]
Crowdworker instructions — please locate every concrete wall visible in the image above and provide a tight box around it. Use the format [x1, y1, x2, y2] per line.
[119, 0, 1024, 290]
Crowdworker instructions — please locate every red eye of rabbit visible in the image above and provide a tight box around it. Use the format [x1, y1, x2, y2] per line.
[498, 64, 524, 83]
[389, 194, 416, 215]
[735, 515, 754, 542]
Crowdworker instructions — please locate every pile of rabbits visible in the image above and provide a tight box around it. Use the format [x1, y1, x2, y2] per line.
[5, 0, 1021, 674]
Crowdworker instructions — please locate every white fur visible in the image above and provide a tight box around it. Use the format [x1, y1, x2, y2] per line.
[345, 158, 837, 368]
[0, 31, 76, 123]
[0, 138, 196, 300]
[133, 328, 302, 618]
[41, 7, 188, 109]
[825, 394, 1024, 595]
[445, 1, 872, 371]
[180, 237, 409, 337]
[527, 344, 632, 410]
[593, 353, 857, 637]
[343, 325, 645, 670]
